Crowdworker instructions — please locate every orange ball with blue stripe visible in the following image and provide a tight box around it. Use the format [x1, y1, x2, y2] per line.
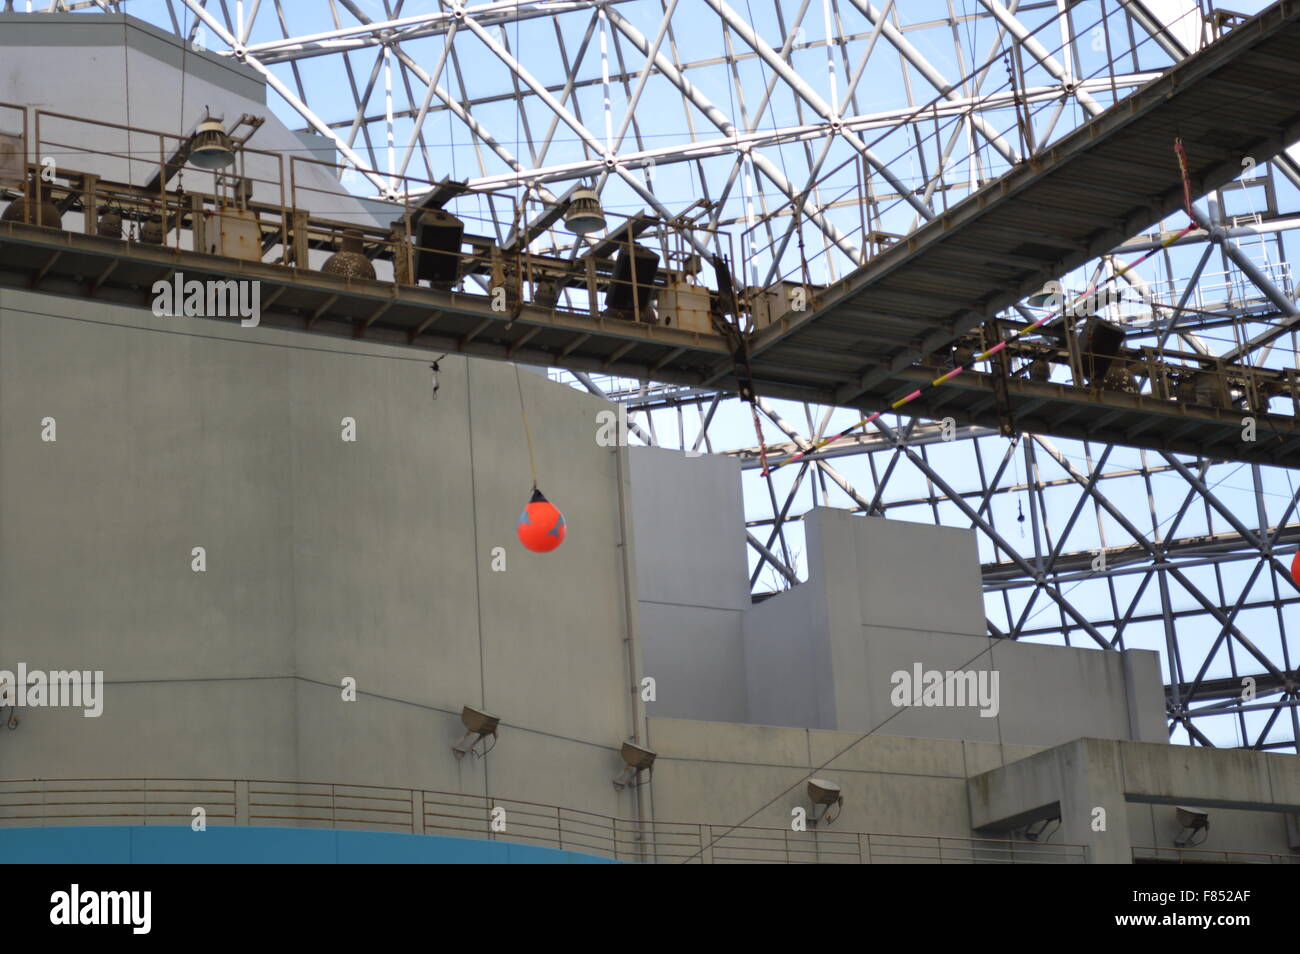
[517, 487, 566, 553]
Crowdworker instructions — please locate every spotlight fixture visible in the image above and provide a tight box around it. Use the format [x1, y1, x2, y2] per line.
[563, 186, 606, 235]
[1024, 814, 1061, 842]
[1, 174, 62, 229]
[1025, 284, 1059, 308]
[320, 229, 376, 279]
[1173, 806, 1210, 847]
[612, 740, 657, 789]
[138, 214, 165, 245]
[188, 116, 236, 171]
[806, 778, 844, 827]
[96, 207, 123, 239]
[451, 705, 500, 759]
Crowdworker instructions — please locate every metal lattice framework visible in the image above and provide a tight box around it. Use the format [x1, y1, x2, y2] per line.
[27, 0, 1300, 753]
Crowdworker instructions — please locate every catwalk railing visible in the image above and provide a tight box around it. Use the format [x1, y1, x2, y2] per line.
[0, 778, 1086, 864]
[1133, 845, 1300, 864]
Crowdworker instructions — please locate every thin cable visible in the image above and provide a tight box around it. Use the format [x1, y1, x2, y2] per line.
[514, 363, 540, 489]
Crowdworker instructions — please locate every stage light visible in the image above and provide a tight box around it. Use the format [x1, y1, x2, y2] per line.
[612, 741, 657, 789]
[451, 705, 500, 759]
[564, 187, 606, 235]
[806, 778, 844, 827]
[188, 118, 235, 171]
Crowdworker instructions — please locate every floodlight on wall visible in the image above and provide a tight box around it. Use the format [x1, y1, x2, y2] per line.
[188, 116, 236, 171]
[96, 208, 123, 239]
[563, 187, 606, 235]
[612, 741, 657, 789]
[1023, 814, 1061, 842]
[451, 705, 500, 759]
[1173, 806, 1210, 847]
[806, 778, 844, 827]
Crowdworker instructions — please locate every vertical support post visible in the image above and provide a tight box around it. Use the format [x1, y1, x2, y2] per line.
[82, 173, 98, 235]
[190, 192, 206, 254]
[291, 210, 310, 267]
[30, 109, 41, 227]
[277, 153, 288, 265]
[1064, 312, 1084, 386]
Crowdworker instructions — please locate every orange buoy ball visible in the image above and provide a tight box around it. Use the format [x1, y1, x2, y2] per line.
[1292, 549, 1300, 587]
[517, 487, 566, 553]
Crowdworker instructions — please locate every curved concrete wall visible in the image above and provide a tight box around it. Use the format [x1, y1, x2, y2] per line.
[0, 286, 644, 820]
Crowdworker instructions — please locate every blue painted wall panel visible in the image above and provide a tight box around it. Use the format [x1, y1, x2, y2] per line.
[0, 826, 621, 864]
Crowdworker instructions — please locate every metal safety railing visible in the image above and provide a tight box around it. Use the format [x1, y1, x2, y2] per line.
[0, 777, 1087, 864]
[1133, 845, 1300, 864]
[0, 104, 740, 335]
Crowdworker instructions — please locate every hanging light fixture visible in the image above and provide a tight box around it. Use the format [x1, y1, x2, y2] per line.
[1, 191, 61, 228]
[1025, 283, 1059, 308]
[96, 207, 123, 239]
[563, 186, 606, 235]
[139, 214, 166, 245]
[188, 117, 235, 171]
[321, 229, 376, 279]
[1, 174, 61, 228]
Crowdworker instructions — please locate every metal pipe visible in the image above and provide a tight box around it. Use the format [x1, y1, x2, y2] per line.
[613, 442, 651, 859]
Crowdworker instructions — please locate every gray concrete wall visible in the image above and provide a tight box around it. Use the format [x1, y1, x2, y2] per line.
[742, 583, 835, 730]
[645, 718, 1300, 862]
[742, 507, 1167, 747]
[1126, 802, 1297, 859]
[0, 15, 379, 232]
[969, 737, 1300, 862]
[644, 715, 1045, 859]
[0, 287, 642, 820]
[628, 454, 1166, 749]
[629, 447, 750, 722]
